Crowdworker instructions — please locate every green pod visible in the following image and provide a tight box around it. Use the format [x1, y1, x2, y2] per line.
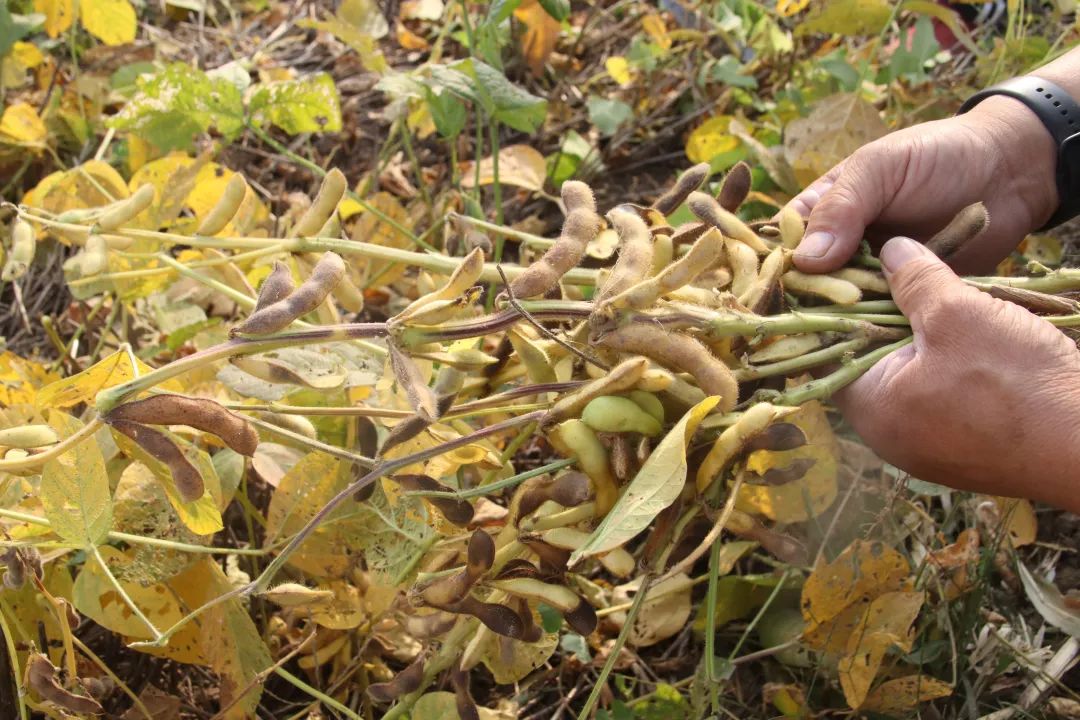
[625, 390, 664, 424]
[581, 396, 662, 436]
[0, 424, 59, 449]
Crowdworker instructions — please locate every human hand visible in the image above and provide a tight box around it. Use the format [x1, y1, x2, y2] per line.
[788, 97, 1059, 275]
[834, 237, 1080, 513]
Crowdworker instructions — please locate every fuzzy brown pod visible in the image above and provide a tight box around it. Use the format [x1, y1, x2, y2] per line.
[510, 597, 545, 642]
[599, 228, 725, 312]
[596, 323, 739, 412]
[688, 191, 770, 253]
[595, 206, 654, 303]
[388, 342, 439, 421]
[368, 653, 426, 703]
[716, 161, 753, 212]
[378, 414, 432, 458]
[651, 162, 711, 216]
[253, 261, 296, 313]
[417, 530, 494, 608]
[232, 252, 346, 336]
[110, 420, 204, 502]
[451, 665, 481, 720]
[106, 394, 259, 456]
[25, 653, 104, 715]
[509, 471, 592, 525]
[518, 535, 571, 571]
[1, 545, 42, 590]
[926, 202, 989, 259]
[394, 474, 474, 526]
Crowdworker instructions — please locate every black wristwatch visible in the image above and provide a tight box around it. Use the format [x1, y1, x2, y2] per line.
[958, 76, 1080, 230]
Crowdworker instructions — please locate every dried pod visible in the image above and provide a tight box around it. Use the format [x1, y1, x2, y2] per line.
[510, 472, 592, 524]
[535, 527, 635, 578]
[495, 558, 545, 580]
[451, 666, 481, 720]
[739, 247, 789, 313]
[748, 334, 825, 363]
[651, 163, 711, 215]
[332, 271, 365, 313]
[508, 208, 602, 298]
[561, 180, 597, 213]
[990, 285, 1080, 314]
[596, 206, 654, 303]
[232, 251, 346, 336]
[396, 247, 485, 323]
[97, 183, 154, 232]
[726, 509, 808, 565]
[542, 357, 648, 425]
[253, 261, 296, 313]
[1, 546, 42, 590]
[388, 342, 439, 421]
[597, 323, 738, 412]
[196, 173, 248, 236]
[110, 420, 204, 501]
[547, 420, 616, 515]
[3, 219, 36, 281]
[490, 577, 587, 615]
[368, 654, 426, 703]
[290, 168, 347, 238]
[669, 221, 708, 247]
[926, 202, 989, 259]
[378, 414, 432, 457]
[581, 396, 662, 436]
[725, 235, 760, 298]
[106, 394, 259, 456]
[25, 653, 104, 716]
[466, 529, 496, 577]
[716, 161, 752, 212]
[394, 474, 474, 526]
[257, 411, 318, 440]
[751, 456, 817, 485]
[403, 610, 458, 639]
[782, 270, 861, 305]
[744, 422, 807, 453]
[830, 268, 889, 294]
[695, 403, 798, 493]
[777, 206, 805, 249]
[602, 228, 726, 311]
[688, 191, 770, 253]
[510, 597, 545, 642]
[0, 424, 58, 449]
[260, 583, 335, 607]
[518, 536, 571, 571]
[464, 230, 493, 256]
[455, 595, 525, 638]
[563, 597, 598, 636]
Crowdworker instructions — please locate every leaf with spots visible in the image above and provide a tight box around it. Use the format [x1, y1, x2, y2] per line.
[40, 411, 112, 546]
[248, 73, 343, 135]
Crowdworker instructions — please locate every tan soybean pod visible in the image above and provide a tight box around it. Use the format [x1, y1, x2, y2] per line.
[3, 219, 35, 281]
[725, 235, 759, 298]
[595, 206, 653, 303]
[257, 411, 318, 440]
[108, 393, 260, 456]
[233, 252, 346, 335]
[507, 208, 602, 299]
[687, 191, 770, 253]
[548, 419, 617, 515]
[0, 425, 59, 449]
[598, 323, 738, 412]
[253, 261, 296, 312]
[926, 201, 989, 259]
[651, 162, 711, 216]
[396, 247, 485, 322]
[196, 173, 248, 236]
[739, 247, 788, 312]
[388, 342, 439, 421]
[261, 583, 335, 607]
[561, 180, 596, 214]
[650, 233, 674, 277]
[490, 577, 581, 612]
[542, 356, 648, 425]
[604, 228, 725, 311]
[332, 272, 365, 313]
[367, 655, 426, 703]
[79, 234, 108, 277]
[748, 333, 825, 363]
[716, 161, 752, 212]
[289, 168, 347, 238]
[110, 420, 204, 502]
[777, 206, 805, 249]
[782, 270, 861, 305]
[97, 183, 155, 232]
[831, 267, 889, 294]
[695, 403, 798, 493]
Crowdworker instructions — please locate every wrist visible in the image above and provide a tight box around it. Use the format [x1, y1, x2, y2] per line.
[959, 95, 1059, 231]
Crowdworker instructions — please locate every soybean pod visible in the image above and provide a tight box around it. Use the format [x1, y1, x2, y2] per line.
[290, 168, 347, 238]
[232, 252, 346, 336]
[651, 162, 711, 216]
[97, 184, 155, 232]
[106, 393, 259, 456]
[196, 174, 248, 236]
[3, 219, 35, 281]
[595, 206, 653, 303]
[688, 191, 770, 253]
[716, 161, 752, 212]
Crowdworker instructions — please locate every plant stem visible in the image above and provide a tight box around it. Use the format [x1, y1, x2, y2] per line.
[0, 417, 103, 472]
[447, 212, 554, 248]
[403, 457, 577, 500]
[274, 667, 363, 720]
[775, 336, 914, 406]
[90, 545, 163, 642]
[735, 336, 876, 381]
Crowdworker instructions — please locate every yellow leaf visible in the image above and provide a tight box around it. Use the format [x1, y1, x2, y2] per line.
[12, 41, 45, 69]
[34, 0, 75, 37]
[605, 56, 632, 85]
[460, 144, 548, 192]
[796, 0, 892, 36]
[642, 12, 671, 50]
[777, 0, 810, 17]
[1019, 234, 1063, 266]
[40, 411, 113, 545]
[990, 496, 1038, 547]
[0, 351, 60, 407]
[36, 349, 183, 409]
[396, 23, 430, 51]
[514, 0, 561, 75]
[860, 675, 953, 713]
[801, 539, 910, 630]
[783, 93, 887, 187]
[79, 0, 137, 45]
[837, 591, 924, 707]
[0, 102, 47, 146]
[474, 626, 559, 684]
[685, 116, 740, 165]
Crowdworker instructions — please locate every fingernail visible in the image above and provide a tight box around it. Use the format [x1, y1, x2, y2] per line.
[795, 231, 834, 259]
[880, 237, 934, 274]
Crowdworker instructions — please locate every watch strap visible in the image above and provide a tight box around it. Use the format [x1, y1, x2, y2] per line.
[958, 76, 1080, 229]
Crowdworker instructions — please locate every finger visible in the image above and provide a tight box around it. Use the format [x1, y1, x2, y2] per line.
[879, 236, 969, 337]
[784, 167, 840, 219]
[832, 341, 917, 461]
[793, 150, 892, 273]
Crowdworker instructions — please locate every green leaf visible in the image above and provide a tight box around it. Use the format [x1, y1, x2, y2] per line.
[41, 412, 112, 546]
[538, 0, 570, 21]
[888, 16, 939, 84]
[108, 63, 244, 152]
[0, 3, 29, 57]
[485, 0, 521, 25]
[703, 56, 758, 89]
[796, 0, 892, 37]
[586, 96, 632, 136]
[422, 86, 467, 139]
[249, 73, 343, 135]
[448, 58, 547, 133]
[569, 397, 718, 564]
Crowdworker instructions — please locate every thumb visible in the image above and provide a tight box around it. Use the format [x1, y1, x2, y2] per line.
[878, 236, 967, 332]
[793, 153, 890, 273]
